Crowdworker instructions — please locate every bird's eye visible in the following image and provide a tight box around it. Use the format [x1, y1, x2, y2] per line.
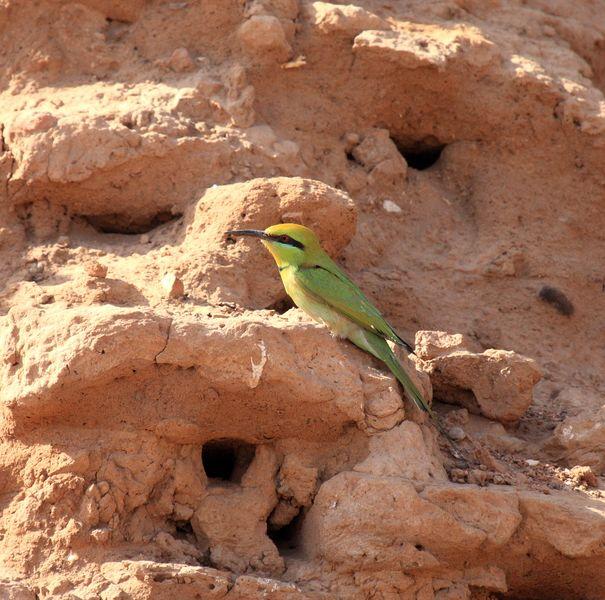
[279, 235, 291, 243]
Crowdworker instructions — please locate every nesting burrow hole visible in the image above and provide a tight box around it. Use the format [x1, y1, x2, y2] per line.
[392, 137, 446, 170]
[269, 510, 306, 557]
[202, 438, 256, 483]
[84, 210, 183, 234]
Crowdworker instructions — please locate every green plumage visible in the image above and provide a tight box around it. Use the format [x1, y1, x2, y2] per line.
[226, 223, 432, 415]
[295, 260, 415, 352]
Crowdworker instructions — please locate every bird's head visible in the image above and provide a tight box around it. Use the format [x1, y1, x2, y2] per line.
[226, 223, 321, 267]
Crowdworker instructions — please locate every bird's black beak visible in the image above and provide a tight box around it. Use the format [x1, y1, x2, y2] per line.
[225, 229, 270, 240]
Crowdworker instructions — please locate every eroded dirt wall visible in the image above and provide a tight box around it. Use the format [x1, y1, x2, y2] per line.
[0, 1, 604, 599]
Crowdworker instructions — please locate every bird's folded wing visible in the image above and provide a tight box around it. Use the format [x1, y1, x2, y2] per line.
[296, 264, 414, 352]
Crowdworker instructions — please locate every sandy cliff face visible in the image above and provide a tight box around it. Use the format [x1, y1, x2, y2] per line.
[0, 0, 604, 598]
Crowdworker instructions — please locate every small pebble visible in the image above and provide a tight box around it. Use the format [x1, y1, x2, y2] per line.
[97, 481, 110, 495]
[344, 132, 360, 151]
[569, 465, 598, 488]
[468, 468, 490, 486]
[90, 528, 111, 543]
[450, 468, 467, 483]
[0, 227, 9, 246]
[525, 459, 540, 467]
[538, 285, 574, 316]
[447, 426, 466, 441]
[168, 47, 195, 72]
[161, 273, 185, 299]
[27, 262, 45, 282]
[383, 199, 402, 213]
[282, 55, 307, 70]
[86, 261, 108, 278]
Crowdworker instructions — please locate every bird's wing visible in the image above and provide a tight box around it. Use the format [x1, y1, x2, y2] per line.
[295, 263, 415, 353]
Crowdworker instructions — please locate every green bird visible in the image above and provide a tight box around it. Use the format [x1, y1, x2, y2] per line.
[226, 223, 431, 415]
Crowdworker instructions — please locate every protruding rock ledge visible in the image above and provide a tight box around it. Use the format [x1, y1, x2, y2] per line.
[0, 304, 417, 439]
[416, 330, 541, 423]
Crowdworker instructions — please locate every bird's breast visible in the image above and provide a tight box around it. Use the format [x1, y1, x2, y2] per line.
[280, 267, 358, 339]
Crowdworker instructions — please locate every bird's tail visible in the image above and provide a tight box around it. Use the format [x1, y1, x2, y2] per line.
[350, 328, 433, 416]
[382, 346, 433, 416]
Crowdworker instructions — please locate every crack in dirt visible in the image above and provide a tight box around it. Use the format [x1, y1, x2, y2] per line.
[153, 318, 173, 363]
[0, 123, 15, 200]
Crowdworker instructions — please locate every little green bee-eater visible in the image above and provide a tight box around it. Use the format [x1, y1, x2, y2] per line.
[226, 223, 431, 415]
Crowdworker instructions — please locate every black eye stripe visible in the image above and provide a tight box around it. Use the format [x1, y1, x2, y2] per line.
[270, 234, 304, 249]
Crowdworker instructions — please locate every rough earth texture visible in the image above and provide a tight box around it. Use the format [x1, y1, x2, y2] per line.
[0, 1, 604, 599]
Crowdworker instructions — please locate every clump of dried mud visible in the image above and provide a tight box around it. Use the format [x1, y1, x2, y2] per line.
[0, 1, 604, 599]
